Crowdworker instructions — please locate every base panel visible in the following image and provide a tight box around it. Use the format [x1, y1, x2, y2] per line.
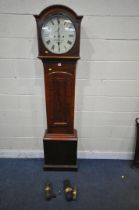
[43, 164, 78, 171]
[43, 129, 78, 171]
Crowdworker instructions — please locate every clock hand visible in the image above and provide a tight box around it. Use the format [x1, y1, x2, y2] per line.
[58, 41, 60, 52]
[57, 17, 60, 52]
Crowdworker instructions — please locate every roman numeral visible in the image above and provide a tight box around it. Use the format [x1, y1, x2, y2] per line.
[46, 40, 50, 45]
[51, 20, 54, 25]
[51, 45, 55, 50]
[69, 34, 74, 37]
[57, 18, 60, 24]
[67, 40, 72, 45]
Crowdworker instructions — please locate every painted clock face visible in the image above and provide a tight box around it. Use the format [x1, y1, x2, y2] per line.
[41, 15, 76, 54]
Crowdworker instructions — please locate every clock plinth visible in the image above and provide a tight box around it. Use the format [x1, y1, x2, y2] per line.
[43, 129, 78, 170]
[34, 5, 83, 171]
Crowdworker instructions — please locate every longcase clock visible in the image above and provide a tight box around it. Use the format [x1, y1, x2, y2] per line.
[34, 5, 83, 170]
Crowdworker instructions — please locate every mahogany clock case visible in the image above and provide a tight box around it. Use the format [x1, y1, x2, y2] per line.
[34, 5, 83, 170]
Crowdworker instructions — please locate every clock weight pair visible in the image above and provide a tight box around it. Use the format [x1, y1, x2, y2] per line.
[44, 179, 78, 201]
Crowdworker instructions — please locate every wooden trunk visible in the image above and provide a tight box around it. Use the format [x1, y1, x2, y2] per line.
[43, 60, 78, 170]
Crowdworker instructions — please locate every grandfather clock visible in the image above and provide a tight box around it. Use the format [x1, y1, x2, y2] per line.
[34, 5, 83, 170]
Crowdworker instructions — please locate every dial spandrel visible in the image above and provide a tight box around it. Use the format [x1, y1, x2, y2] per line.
[41, 15, 76, 54]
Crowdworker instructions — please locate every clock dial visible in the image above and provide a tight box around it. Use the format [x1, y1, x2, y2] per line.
[41, 15, 76, 54]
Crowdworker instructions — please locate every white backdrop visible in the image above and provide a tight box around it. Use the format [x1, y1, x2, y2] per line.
[0, 0, 139, 159]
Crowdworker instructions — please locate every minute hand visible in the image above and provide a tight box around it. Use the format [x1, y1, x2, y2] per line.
[57, 18, 60, 52]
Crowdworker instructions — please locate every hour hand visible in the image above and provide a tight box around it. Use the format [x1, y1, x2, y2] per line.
[58, 41, 60, 52]
[57, 27, 60, 32]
